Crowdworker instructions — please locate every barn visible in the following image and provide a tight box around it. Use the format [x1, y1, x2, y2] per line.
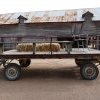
[0, 8, 100, 49]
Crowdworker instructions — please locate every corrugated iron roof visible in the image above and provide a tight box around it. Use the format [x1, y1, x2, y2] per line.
[0, 8, 100, 24]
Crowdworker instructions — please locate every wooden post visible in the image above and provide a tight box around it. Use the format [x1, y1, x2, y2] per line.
[96, 36, 99, 50]
[0, 43, 3, 54]
[0, 38, 3, 54]
[50, 37, 52, 55]
[33, 43, 36, 54]
[91, 37, 94, 48]
[65, 42, 72, 54]
[86, 35, 88, 48]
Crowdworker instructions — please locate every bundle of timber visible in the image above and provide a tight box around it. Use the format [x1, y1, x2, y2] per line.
[16, 43, 60, 52]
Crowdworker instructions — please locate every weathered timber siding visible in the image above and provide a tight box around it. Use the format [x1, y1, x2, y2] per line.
[0, 22, 83, 36]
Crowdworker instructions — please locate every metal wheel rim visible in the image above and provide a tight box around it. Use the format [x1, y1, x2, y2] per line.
[6, 67, 18, 79]
[84, 66, 96, 77]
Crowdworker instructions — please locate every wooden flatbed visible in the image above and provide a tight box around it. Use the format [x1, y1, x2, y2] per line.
[3, 48, 100, 55]
[1, 48, 100, 60]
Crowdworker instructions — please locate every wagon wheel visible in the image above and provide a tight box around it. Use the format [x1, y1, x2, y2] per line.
[19, 59, 31, 68]
[80, 62, 99, 80]
[4, 63, 21, 81]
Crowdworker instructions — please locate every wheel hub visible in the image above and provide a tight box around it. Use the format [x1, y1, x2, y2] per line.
[85, 67, 96, 76]
[7, 68, 18, 78]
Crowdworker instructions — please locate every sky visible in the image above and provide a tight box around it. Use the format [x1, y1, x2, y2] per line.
[0, 0, 99, 14]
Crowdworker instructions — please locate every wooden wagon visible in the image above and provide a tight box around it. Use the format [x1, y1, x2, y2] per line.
[0, 34, 99, 80]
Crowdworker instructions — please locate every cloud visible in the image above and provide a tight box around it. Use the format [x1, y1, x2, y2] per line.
[0, 0, 99, 14]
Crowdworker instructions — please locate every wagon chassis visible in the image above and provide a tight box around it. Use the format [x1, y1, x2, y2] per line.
[0, 34, 100, 81]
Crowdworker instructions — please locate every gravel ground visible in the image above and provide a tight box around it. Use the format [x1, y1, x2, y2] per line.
[0, 59, 100, 100]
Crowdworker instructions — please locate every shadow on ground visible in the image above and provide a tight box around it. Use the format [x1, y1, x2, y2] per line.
[21, 66, 81, 80]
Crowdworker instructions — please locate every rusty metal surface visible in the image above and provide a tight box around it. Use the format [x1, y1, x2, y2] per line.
[0, 8, 99, 24]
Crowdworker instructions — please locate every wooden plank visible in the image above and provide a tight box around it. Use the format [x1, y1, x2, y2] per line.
[3, 48, 100, 55]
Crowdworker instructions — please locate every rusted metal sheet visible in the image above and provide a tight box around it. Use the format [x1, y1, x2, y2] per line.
[0, 8, 99, 24]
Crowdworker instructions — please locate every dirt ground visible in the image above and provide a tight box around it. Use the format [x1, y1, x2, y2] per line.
[0, 59, 100, 100]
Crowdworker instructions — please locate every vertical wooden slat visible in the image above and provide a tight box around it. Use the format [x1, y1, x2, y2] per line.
[33, 43, 36, 55]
